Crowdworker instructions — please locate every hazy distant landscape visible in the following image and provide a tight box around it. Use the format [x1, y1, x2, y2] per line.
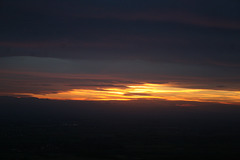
[1, 96, 240, 159]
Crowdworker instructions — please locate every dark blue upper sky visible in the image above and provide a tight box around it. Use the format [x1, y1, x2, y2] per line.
[1, 0, 239, 64]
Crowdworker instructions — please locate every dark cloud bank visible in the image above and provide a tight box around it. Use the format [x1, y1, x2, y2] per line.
[0, 0, 240, 66]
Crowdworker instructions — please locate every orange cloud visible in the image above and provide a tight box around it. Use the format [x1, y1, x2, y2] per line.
[15, 83, 240, 105]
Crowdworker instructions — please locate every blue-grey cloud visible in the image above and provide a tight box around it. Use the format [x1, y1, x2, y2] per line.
[1, 56, 240, 95]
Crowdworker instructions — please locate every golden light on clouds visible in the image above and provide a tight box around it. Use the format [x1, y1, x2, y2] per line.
[17, 83, 240, 104]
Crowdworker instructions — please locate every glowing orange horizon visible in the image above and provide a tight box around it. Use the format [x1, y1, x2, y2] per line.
[14, 83, 240, 104]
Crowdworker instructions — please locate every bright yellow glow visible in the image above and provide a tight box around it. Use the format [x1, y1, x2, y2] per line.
[16, 83, 240, 104]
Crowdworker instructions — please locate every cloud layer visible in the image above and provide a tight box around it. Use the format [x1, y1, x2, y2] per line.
[0, 0, 239, 103]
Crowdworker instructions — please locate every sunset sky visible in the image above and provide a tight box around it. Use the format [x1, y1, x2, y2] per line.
[1, 0, 240, 104]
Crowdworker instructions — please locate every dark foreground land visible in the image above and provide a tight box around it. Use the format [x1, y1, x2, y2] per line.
[1, 96, 240, 160]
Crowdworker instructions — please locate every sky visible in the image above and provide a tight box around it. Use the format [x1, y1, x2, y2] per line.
[0, 0, 240, 104]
